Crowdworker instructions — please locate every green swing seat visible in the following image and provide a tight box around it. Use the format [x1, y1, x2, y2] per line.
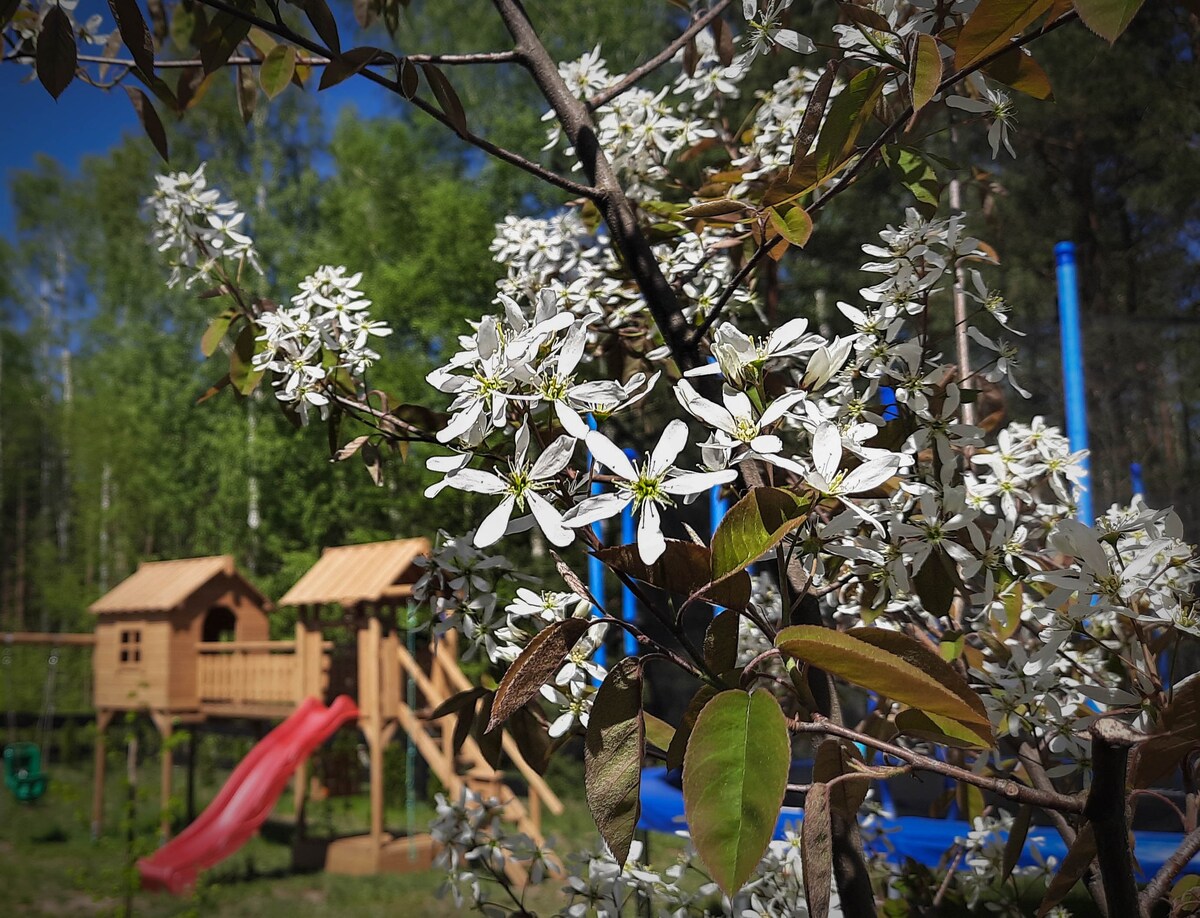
[3, 742, 48, 802]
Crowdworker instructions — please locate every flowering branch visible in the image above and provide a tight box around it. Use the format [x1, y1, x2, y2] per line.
[586, 0, 734, 111]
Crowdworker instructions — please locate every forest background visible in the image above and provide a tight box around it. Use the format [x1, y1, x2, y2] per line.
[1, 0, 1197, 655]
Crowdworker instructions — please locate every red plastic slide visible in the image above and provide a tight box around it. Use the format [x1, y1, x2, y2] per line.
[138, 694, 359, 894]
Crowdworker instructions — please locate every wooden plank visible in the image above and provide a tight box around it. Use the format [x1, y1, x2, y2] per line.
[3, 631, 95, 646]
[425, 641, 564, 817]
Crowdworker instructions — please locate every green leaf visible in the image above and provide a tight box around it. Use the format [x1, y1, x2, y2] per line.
[813, 66, 883, 181]
[229, 322, 265, 395]
[200, 311, 235, 357]
[36, 5, 77, 100]
[895, 708, 988, 748]
[801, 783, 833, 918]
[683, 690, 790, 896]
[489, 618, 592, 731]
[954, 0, 1052, 73]
[983, 45, 1053, 99]
[595, 540, 751, 609]
[666, 684, 719, 770]
[767, 204, 813, 248]
[908, 32, 942, 115]
[644, 712, 676, 754]
[881, 146, 941, 215]
[681, 198, 751, 218]
[260, 44, 296, 100]
[124, 87, 169, 163]
[1072, 0, 1146, 42]
[319, 46, 383, 91]
[704, 609, 740, 674]
[585, 657, 645, 866]
[848, 627, 991, 733]
[711, 487, 812, 581]
[108, 0, 156, 77]
[775, 626, 991, 729]
[421, 63, 468, 138]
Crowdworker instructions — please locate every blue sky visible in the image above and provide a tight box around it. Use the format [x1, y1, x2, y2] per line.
[0, 64, 138, 238]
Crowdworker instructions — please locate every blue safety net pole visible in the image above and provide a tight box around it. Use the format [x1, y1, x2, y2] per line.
[586, 414, 607, 673]
[1131, 462, 1144, 501]
[1055, 241, 1093, 525]
[620, 449, 639, 657]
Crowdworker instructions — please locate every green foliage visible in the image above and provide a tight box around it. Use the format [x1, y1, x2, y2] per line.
[681, 689, 790, 896]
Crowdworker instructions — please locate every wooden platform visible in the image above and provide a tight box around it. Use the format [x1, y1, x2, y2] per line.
[310, 832, 440, 876]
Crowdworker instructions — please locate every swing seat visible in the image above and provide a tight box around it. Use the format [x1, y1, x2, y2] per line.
[3, 742, 48, 802]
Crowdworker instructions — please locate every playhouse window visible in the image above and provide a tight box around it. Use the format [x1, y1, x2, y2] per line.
[119, 629, 142, 664]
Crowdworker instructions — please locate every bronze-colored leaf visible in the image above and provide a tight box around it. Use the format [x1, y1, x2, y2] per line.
[124, 87, 169, 162]
[801, 783, 833, 918]
[319, 46, 384, 91]
[585, 657, 645, 865]
[704, 609, 740, 674]
[420, 63, 468, 137]
[1037, 823, 1097, 916]
[108, 0, 155, 76]
[489, 618, 592, 731]
[595, 540, 751, 610]
[36, 5, 77, 100]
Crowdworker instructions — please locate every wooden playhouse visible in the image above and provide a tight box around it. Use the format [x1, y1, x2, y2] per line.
[82, 541, 560, 885]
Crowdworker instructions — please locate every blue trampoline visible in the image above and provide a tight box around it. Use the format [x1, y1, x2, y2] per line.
[637, 766, 1200, 878]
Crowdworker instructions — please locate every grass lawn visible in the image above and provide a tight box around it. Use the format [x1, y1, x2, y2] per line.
[0, 741, 615, 917]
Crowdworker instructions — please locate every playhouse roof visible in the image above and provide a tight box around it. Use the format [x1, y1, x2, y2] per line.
[278, 538, 431, 608]
[88, 555, 267, 614]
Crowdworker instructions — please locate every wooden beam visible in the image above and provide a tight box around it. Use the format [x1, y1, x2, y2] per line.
[4, 631, 95, 646]
[150, 710, 174, 840]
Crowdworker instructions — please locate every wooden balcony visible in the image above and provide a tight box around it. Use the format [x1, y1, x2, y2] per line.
[195, 630, 329, 717]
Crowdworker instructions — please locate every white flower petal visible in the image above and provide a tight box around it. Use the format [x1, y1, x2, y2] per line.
[474, 495, 517, 547]
[585, 431, 638, 480]
[637, 502, 666, 564]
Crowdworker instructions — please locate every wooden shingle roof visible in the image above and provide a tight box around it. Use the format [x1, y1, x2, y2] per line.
[278, 538, 431, 608]
[88, 556, 266, 614]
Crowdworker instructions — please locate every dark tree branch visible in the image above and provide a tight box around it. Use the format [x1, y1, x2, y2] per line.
[1085, 719, 1147, 918]
[1019, 742, 1109, 917]
[690, 233, 773, 345]
[192, 0, 597, 200]
[793, 717, 1087, 814]
[1142, 824, 1200, 910]
[490, 0, 701, 371]
[586, 0, 734, 111]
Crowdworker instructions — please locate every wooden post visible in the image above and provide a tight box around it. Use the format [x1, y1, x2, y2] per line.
[186, 725, 197, 824]
[91, 708, 114, 839]
[360, 616, 383, 844]
[150, 710, 174, 840]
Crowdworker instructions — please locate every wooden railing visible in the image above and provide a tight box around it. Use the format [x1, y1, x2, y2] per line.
[196, 641, 299, 705]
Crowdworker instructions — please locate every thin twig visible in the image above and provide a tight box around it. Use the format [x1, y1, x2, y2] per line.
[191, 0, 598, 201]
[587, 0, 734, 110]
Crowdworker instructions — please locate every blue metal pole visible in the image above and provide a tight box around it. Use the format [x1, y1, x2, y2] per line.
[1055, 241, 1093, 525]
[1130, 462, 1144, 501]
[621, 449, 639, 657]
[586, 414, 607, 673]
